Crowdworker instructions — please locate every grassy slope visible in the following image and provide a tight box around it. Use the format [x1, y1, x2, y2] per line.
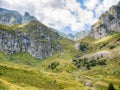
[0, 27, 120, 90]
[75, 32, 120, 89]
[0, 38, 85, 90]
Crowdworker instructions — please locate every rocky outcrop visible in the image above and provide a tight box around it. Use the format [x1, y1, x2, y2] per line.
[91, 1, 120, 39]
[0, 8, 36, 26]
[22, 12, 36, 24]
[0, 21, 61, 59]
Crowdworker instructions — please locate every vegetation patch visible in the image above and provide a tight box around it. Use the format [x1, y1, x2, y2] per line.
[109, 15, 114, 21]
[79, 42, 89, 52]
[72, 58, 106, 70]
[47, 62, 59, 70]
[109, 45, 116, 49]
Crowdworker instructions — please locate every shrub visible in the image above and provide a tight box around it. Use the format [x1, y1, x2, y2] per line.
[79, 42, 88, 52]
[99, 43, 108, 49]
[72, 58, 106, 70]
[107, 83, 115, 90]
[48, 62, 59, 70]
[109, 15, 114, 21]
[117, 38, 120, 41]
[109, 45, 116, 49]
[97, 60, 106, 65]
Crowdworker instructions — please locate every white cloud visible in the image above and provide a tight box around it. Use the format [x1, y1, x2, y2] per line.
[0, 0, 120, 33]
[95, 0, 120, 18]
[84, 0, 100, 11]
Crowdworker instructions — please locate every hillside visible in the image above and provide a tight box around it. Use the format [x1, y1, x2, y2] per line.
[0, 2, 120, 90]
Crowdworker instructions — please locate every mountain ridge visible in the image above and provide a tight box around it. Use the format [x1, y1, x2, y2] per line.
[0, 8, 37, 26]
[0, 20, 61, 59]
[91, 1, 120, 39]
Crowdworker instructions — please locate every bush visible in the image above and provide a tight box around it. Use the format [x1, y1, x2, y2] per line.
[97, 60, 106, 65]
[107, 83, 115, 90]
[48, 62, 59, 70]
[117, 38, 120, 41]
[79, 42, 88, 52]
[109, 45, 116, 49]
[109, 15, 114, 21]
[72, 58, 106, 70]
[99, 43, 108, 49]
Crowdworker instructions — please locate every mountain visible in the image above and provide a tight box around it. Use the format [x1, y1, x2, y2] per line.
[22, 12, 36, 23]
[0, 3, 120, 90]
[91, 2, 120, 39]
[0, 8, 88, 41]
[0, 8, 62, 59]
[67, 33, 75, 40]
[58, 30, 89, 41]
[74, 2, 120, 89]
[74, 30, 89, 40]
[0, 8, 36, 25]
[0, 20, 61, 59]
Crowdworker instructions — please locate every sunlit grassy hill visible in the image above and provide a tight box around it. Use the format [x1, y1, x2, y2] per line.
[0, 31, 120, 90]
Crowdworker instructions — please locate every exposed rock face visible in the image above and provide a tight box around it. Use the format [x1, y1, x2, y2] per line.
[0, 8, 36, 26]
[91, 2, 120, 39]
[22, 12, 36, 24]
[0, 21, 61, 59]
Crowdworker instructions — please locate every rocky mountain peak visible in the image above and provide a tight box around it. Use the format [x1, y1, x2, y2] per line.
[24, 12, 30, 17]
[0, 8, 37, 25]
[0, 8, 61, 59]
[22, 12, 36, 23]
[91, 1, 120, 39]
[0, 20, 61, 59]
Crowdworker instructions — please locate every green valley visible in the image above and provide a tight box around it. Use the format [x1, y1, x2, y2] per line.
[0, 1, 120, 90]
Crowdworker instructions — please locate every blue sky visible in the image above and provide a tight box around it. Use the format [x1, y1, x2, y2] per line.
[0, 0, 119, 34]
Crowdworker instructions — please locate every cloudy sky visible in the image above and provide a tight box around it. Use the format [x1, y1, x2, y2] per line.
[0, 0, 120, 34]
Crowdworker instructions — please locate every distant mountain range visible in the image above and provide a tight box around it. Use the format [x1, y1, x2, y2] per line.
[0, 8, 36, 25]
[56, 30, 89, 41]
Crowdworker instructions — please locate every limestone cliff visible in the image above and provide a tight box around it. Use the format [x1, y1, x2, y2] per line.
[0, 21, 61, 59]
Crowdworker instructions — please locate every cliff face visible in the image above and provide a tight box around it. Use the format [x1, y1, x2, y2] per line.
[0, 8, 36, 26]
[0, 21, 61, 59]
[91, 2, 120, 39]
[22, 12, 36, 24]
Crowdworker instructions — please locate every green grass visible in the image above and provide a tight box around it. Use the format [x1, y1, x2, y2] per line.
[0, 30, 120, 89]
[0, 65, 61, 89]
[0, 81, 9, 90]
[77, 32, 120, 54]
